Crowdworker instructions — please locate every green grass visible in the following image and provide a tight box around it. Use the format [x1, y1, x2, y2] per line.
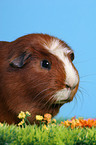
[0, 123, 96, 145]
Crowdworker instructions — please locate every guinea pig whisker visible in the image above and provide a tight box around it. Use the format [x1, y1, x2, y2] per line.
[38, 91, 56, 111]
[77, 87, 87, 109]
[80, 73, 96, 78]
[76, 93, 81, 102]
[63, 96, 78, 117]
[78, 86, 89, 97]
[38, 91, 54, 107]
[78, 88, 84, 98]
[42, 95, 55, 109]
[27, 76, 48, 87]
[71, 96, 78, 112]
[76, 93, 85, 113]
[32, 88, 51, 102]
[80, 80, 94, 83]
[74, 95, 78, 104]
[31, 82, 48, 89]
[78, 89, 85, 105]
[35, 93, 50, 106]
[76, 93, 84, 107]
[46, 96, 57, 112]
[80, 74, 96, 86]
[36, 90, 54, 107]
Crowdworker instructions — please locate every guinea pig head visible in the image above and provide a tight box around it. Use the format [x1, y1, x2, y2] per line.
[0, 34, 79, 124]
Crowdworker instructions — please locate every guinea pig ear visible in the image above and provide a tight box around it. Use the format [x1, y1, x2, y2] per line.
[9, 52, 31, 68]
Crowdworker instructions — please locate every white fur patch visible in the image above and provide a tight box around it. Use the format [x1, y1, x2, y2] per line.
[44, 39, 79, 102]
[53, 88, 71, 104]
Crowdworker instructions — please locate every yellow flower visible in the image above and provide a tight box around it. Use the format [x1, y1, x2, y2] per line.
[43, 125, 48, 130]
[0, 122, 3, 127]
[18, 119, 24, 126]
[25, 111, 31, 116]
[52, 119, 56, 123]
[18, 111, 26, 119]
[36, 115, 43, 121]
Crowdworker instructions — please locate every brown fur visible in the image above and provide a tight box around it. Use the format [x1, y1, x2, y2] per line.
[0, 34, 79, 124]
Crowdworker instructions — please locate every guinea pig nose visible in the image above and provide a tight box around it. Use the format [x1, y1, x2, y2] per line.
[65, 84, 76, 90]
[65, 84, 70, 89]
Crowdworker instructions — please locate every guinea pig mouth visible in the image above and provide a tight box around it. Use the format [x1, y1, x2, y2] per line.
[54, 97, 72, 104]
[53, 88, 76, 104]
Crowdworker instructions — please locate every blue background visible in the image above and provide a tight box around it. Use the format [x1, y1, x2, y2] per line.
[0, 0, 96, 119]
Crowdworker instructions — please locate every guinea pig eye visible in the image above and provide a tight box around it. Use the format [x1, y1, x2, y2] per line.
[41, 60, 51, 70]
[70, 52, 74, 61]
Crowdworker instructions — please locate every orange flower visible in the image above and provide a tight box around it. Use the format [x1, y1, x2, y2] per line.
[44, 113, 52, 119]
[75, 119, 82, 127]
[61, 117, 96, 129]
[87, 119, 93, 128]
[61, 121, 65, 125]
[44, 113, 52, 124]
[79, 119, 88, 127]
[71, 120, 76, 129]
[93, 120, 96, 127]
[61, 120, 70, 127]
[47, 119, 51, 124]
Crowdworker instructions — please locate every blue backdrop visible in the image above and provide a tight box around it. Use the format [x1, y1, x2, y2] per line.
[0, 0, 96, 119]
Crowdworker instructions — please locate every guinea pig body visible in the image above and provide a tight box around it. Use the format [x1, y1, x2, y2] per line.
[0, 34, 79, 124]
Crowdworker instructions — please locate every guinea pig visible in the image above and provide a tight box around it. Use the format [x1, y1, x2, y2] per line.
[0, 34, 79, 124]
